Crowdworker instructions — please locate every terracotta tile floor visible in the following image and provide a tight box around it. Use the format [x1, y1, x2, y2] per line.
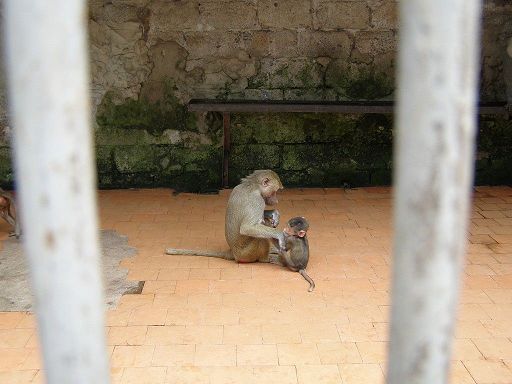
[1, 186, 512, 383]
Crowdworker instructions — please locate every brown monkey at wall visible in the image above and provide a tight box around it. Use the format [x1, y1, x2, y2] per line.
[0, 188, 21, 239]
[165, 170, 286, 262]
[279, 216, 315, 292]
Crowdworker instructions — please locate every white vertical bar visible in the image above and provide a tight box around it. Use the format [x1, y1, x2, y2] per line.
[388, 1, 482, 384]
[4, 2, 110, 384]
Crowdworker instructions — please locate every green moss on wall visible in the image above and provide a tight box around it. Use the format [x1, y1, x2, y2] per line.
[475, 117, 512, 185]
[167, 145, 222, 192]
[227, 112, 511, 188]
[282, 144, 339, 171]
[4, 64, 512, 192]
[342, 71, 394, 100]
[321, 168, 369, 187]
[96, 83, 197, 136]
[306, 115, 358, 142]
[348, 114, 393, 169]
[96, 144, 222, 192]
[114, 145, 159, 174]
[248, 61, 323, 91]
[172, 170, 221, 193]
[96, 146, 113, 173]
[93, 80, 223, 191]
[1, 111, 511, 191]
[247, 75, 267, 89]
[230, 144, 281, 170]
[228, 112, 393, 187]
[325, 62, 394, 100]
[245, 60, 395, 102]
[232, 113, 307, 144]
[164, 146, 222, 175]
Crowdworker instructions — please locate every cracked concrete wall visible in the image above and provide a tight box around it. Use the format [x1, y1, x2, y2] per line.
[88, 0, 400, 107]
[86, 0, 512, 109]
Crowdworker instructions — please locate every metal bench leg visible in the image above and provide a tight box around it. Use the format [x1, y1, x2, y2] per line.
[223, 112, 231, 189]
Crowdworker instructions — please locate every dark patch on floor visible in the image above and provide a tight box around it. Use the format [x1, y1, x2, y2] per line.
[0, 229, 142, 311]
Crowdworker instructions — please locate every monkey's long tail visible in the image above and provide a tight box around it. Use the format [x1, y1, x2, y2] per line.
[165, 248, 233, 259]
[299, 269, 315, 292]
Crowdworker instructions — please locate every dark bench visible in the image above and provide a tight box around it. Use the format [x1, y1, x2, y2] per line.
[187, 99, 508, 188]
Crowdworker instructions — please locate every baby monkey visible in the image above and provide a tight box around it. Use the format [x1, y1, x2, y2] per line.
[262, 209, 280, 228]
[281, 216, 315, 292]
[261, 211, 315, 291]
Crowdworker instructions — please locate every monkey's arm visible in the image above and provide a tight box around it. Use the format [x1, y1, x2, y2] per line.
[239, 221, 286, 249]
[239, 212, 282, 238]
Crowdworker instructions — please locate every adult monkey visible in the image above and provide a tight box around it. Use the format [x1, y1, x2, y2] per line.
[166, 170, 286, 262]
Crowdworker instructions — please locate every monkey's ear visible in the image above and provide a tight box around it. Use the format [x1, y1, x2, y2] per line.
[262, 177, 270, 186]
[298, 230, 306, 238]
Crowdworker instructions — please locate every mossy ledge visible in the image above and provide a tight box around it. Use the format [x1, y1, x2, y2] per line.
[96, 83, 197, 136]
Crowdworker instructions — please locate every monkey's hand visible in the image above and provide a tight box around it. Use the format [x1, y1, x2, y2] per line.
[277, 232, 287, 252]
[268, 252, 285, 266]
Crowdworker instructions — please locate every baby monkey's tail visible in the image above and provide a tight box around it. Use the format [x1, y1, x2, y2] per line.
[299, 269, 315, 292]
[165, 248, 233, 259]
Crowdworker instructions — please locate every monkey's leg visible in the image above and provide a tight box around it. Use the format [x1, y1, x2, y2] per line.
[299, 269, 315, 292]
[165, 248, 234, 260]
[236, 238, 271, 263]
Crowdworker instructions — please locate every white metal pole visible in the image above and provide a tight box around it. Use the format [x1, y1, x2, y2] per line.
[4, 2, 110, 384]
[388, 1, 482, 384]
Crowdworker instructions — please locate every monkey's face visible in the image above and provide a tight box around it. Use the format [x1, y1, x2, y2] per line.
[263, 217, 276, 228]
[264, 190, 278, 206]
[286, 217, 309, 237]
[285, 224, 307, 238]
[260, 175, 283, 206]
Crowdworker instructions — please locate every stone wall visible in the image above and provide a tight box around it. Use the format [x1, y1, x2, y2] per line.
[89, 0, 398, 107]
[0, 0, 511, 190]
